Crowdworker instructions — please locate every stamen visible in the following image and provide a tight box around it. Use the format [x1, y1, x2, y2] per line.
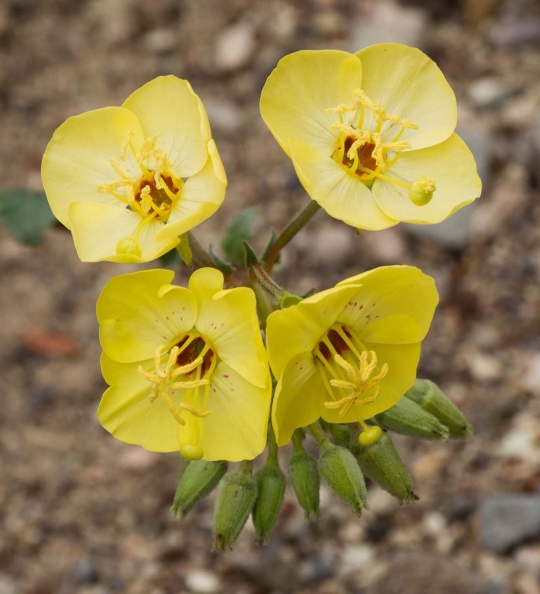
[137, 338, 215, 428]
[120, 129, 135, 160]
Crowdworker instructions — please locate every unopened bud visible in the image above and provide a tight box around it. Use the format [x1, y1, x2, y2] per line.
[252, 464, 286, 544]
[409, 176, 436, 206]
[289, 449, 321, 521]
[375, 396, 450, 441]
[353, 430, 416, 505]
[213, 462, 258, 552]
[115, 236, 141, 258]
[318, 442, 368, 516]
[405, 379, 473, 439]
[171, 460, 228, 519]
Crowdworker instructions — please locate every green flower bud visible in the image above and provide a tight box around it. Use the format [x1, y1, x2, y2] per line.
[405, 379, 473, 439]
[170, 460, 228, 520]
[252, 463, 286, 544]
[213, 461, 258, 552]
[289, 448, 321, 521]
[375, 396, 450, 441]
[318, 441, 368, 516]
[352, 430, 416, 505]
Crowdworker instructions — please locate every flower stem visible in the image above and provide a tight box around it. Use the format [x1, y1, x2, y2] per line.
[308, 422, 330, 446]
[187, 231, 215, 269]
[251, 263, 288, 300]
[264, 201, 321, 273]
[238, 459, 254, 474]
[267, 423, 279, 466]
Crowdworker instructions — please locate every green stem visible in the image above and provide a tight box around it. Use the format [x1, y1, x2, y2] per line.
[251, 263, 287, 300]
[238, 459, 253, 474]
[267, 424, 279, 466]
[187, 231, 215, 269]
[292, 428, 306, 454]
[264, 201, 321, 273]
[308, 422, 330, 447]
[252, 281, 273, 331]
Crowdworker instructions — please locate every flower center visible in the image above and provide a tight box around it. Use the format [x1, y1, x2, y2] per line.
[313, 324, 388, 439]
[326, 90, 436, 203]
[137, 333, 217, 459]
[97, 131, 184, 257]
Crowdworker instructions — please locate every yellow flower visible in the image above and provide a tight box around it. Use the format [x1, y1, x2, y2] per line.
[42, 76, 227, 263]
[266, 266, 439, 446]
[97, 268, 271, 462]
[260, 44, 481, 230]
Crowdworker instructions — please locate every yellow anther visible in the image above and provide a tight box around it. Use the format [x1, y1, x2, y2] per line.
[409, 176, 436, 206]
[120, 129, 135, 160]
[138, 340, 214, 427]
[325, 103, 358, 114]
[322, 350, 389, 418]
[179, 402, 213, 418]
[384, 114, 419, 130]
[109, 157, 132, 181]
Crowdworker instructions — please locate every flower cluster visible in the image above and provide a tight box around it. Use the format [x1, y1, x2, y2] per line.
[40, 44, 478, 547]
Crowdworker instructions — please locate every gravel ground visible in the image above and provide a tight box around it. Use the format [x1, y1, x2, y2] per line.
[1, 0, 540, 592]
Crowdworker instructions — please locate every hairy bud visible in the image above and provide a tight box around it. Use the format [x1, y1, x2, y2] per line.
[318, 441, 368, 516]
[171, 460, 228, 519]
[405, 379, 473, 439]
[353, 430, 416, 505]
[252, 463, 286, 544]
[213, 462, 258, 552]
[375, 396, 450, 441]
[289, 447, 321, 521]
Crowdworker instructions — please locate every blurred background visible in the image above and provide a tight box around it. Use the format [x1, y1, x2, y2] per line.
[1, 0, 540, 592]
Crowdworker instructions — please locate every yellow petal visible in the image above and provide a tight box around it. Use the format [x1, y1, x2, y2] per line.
[122, 76, 210, 178]
[266, 283, 361, 380]
[372, 134, 482, 224]
[272, 353, 326, 446]
[195, 362, 271, 461]
[260, 50, 362, 157]
[154, 140, 227, 243]
[97, 269, 198, 363]
[98, 354, 181, 453]
[337, 265, 438, 344]
[289, 136, 397, 230]
[355, 43, 457, 150]
[321, 342, 421, 423]
[41, 107, 144, 228]
[189, 268, 269, 388]
[68, 201, 179, 263]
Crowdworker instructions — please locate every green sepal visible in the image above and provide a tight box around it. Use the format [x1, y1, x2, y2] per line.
[375, 396, 450, 441]
[252, 464, 286, 544]
[221, 207, 258, 265]
[177, 233, 193, 268]
[209, 246, 235, 276]
[352, 429, 417, 505]
[213, 463, 258, 552]
[0, 189, 56, 246]
[405, 379, 473, 439]
[242, 240, 259, 266]
[159, 246, 180, 268]
[318, 441, 368, 516]
[170, 460, 228, 519]
[279, 293, 302, 308]
[300, 288, 316, 299]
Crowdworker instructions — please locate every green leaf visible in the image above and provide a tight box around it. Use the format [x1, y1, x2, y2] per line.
[242, 240, 258, 267]
[221, 207, 258, 264]
[0, 189, 56, 246]
[209, 246, 234, 276]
